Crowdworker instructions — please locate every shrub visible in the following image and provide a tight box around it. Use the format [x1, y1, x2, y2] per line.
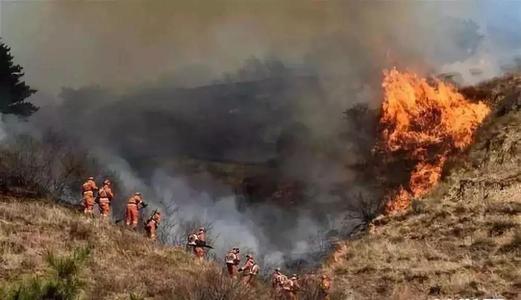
[487, 219, 518, 237]
[68, 220, 93, 241]
[168, 267, 269, 300]
[0, 131, 119, 203]
[1, 247, 91, 300]
[499, 231, 521, 254]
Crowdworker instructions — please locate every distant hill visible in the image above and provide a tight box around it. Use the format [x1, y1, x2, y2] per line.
[48, 76, 323, 165]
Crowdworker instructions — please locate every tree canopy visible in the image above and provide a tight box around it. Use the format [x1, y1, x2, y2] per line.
[0, 41, 37, 117]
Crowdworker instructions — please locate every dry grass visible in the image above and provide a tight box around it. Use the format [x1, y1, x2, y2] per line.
[0, 196, 331, 299]
[0, 196, 275, 299]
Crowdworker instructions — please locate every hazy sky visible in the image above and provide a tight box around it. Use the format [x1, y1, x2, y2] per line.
[1, 0, 347, 93]
[1, 0, 520, 95]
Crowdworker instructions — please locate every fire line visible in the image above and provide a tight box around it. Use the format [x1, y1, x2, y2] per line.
[379, 69, 490, 213]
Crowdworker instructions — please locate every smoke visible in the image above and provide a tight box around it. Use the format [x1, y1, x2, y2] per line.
[0, 115, 6, 142]
[3, 1, 505, 93]
[3, 0, 521, 269]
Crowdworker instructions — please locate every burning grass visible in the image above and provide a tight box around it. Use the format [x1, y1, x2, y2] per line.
[325, 74, 521, 299]
[379, 69, 490, 213]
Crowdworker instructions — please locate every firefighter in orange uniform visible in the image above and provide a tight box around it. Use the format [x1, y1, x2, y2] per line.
[145, 211, 161, 240]
[319, 274, 332, 300]
[192, 227, 206, 261]
[98, 179, 114, 219]
[271, 268, 287, 295]
[224, 247, 241, 278]
[282, 274, 300, 300]
[81, 176, 98, 217]
[239, 254, 260, 287]
[125, 192, 143, 229]
[186, 231, 200, 259]
[196, 227, 206, 242]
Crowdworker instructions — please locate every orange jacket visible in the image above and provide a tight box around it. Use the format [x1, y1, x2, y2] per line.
[225, 251, 240, 265]
[82, 180, 98, 193]
[320, 277, 331, 292]
[197, 231, 206, 242]
[272, 272, 286, 288]
[98, 184, 114, 200]
[127, 195, 142, 206]
[240, 258, 255, 273]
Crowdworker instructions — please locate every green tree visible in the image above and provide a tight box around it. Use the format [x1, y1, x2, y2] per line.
[0, 41, 37, 117]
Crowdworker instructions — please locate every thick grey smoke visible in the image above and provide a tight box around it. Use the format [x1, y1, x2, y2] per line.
[3, 1, 521, 269]
[0, 115, 6, 142]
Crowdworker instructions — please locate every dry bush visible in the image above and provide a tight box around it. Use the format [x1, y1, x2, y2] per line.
[411, 198, 427, 214]
[295, 276, 321, 300]
[0, 247, 91, 300]
[0, 131, 119, 203]
[390, 285, 423, 300]
[487, 219, 518, 237]
[68, 220, 94, 241]
[499, 230, 521, 254]
[486, 201, 521, 215]
[167, 267, 269, 300]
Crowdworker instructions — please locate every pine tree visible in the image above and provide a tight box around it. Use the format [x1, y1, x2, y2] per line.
[0, 41, 37, 117]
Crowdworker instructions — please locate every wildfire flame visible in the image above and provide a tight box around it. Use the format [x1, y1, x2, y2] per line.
[379, 69, 490, 213]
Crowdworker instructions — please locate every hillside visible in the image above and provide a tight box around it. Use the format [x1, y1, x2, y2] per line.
[2, 75, 521, 300]
[0, 196, 270, 300]
[326, 75, 521, 299]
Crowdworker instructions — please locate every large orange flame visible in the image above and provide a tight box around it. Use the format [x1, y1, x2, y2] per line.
[380, 69, 490, 213]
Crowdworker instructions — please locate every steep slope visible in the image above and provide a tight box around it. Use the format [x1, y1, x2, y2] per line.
[0, 196, 269, 299]
[326, 75, 521, 299]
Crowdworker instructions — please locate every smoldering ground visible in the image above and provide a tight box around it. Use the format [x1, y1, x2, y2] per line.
[3, 1, 521, 269]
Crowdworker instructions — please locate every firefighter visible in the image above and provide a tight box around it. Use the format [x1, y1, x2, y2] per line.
[193, 227, 206, 261]
[239, 254, 259, 287]
[224, 247, 241, 278]
[282, 274, 300, 300]
[271, 268, 287, 296]
[319, 274, 332, 300]
[81, 176, 98, 217]
[145, 211, 161, 240]
[97, 179, 114, 220]
[125, 192, 143, 229]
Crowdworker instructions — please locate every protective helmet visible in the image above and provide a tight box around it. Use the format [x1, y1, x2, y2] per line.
[275, 268, 281, 272]
[88, 176, 94, 180]
[198, 227, 205, 232]
[135, 192, 142, 196]
[103, 179, 111, 184]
